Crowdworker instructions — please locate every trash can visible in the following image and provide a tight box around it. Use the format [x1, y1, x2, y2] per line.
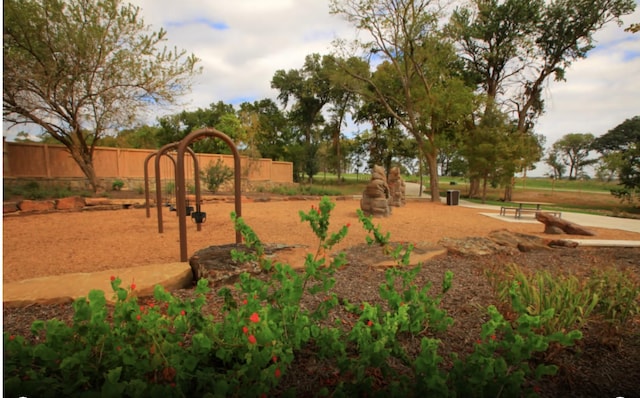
[446, 190, 460, 206]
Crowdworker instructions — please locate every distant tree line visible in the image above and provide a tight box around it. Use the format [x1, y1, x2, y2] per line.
[4, 0, 637, 204]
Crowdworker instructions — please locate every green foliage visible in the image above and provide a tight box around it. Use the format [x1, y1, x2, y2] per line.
[492, 263, 640, 335]
[494, 264, 598, 335]
[3, 181, 90, 200]
[593, 115, 640, 202]
[3, 0, 200, 192]
[586, 268, 640, 328]
[163, 181, 175, 196]
[4, 196, 584, 397]
[267, 184, 344, 196]
[201, 159, 234, 193]
[111, 179, 125, 191]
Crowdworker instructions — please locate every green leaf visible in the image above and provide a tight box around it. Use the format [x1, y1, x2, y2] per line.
[105, 366, 123, 384]
[33, 345, 58, 361]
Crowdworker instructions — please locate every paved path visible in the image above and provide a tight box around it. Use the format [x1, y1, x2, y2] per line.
[403, 182, 640, 234]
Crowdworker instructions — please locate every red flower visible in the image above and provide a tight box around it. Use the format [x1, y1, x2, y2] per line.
[110, 275, 116, 281]
[130, 282, 136, 290]
[272, 355, 278, 363]
[476, 339, 482, 344]
[275, 368, 281, 378]
[9, 335, 15, 341]
[180, 310, 186, 316]
[136, 315, 141, 321]
[490, 334, 497, 341]
[140, 305, 145, 312]
[367, 320, 373, 327]
[346, 223, 351, 228]
[249, 312, 260, 323]
[242, 299, 248, 305]
[242, 326, 249, 334]
[248, 334, 257, 344]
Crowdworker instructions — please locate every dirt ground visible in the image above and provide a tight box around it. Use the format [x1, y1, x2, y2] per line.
[3, 197, 640, 397]
[3, 197, 640, 283]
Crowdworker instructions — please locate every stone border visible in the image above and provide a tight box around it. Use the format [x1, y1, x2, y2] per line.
[2, 194, 364, 216]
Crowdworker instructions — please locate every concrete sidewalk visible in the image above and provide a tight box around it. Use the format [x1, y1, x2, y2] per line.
[403, 182, 640, 235]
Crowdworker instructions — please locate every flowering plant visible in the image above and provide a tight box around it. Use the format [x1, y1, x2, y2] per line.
[4, 196, 582, 397]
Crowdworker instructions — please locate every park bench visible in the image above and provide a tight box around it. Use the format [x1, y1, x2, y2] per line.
[500, 206, 520, 217]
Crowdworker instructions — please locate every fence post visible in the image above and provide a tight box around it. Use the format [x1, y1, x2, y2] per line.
[44, 144, 52, 178]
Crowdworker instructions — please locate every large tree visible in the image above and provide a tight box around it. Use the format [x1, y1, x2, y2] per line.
[330, 0, 475, 202]
[271, 53, 335, 182]
[156, 101, 238, 154]
[238, 99, 293, 162]
[449, 0, 635, 200]
[3, 0, 200, 192]
[551, 133, 596, 180]
[593, 115, 640, 201]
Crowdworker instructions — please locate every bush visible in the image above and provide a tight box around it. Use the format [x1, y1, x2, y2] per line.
[3, 181, 89, 200]
[111, 179, 124, 191]
[201, 159, 234, 193]
[4, 197, 582, 397]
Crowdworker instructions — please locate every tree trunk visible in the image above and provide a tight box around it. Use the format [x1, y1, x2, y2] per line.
[468, 177, 480, 198]
[68, 146, 102, 193]
[425, 153, 440, 202]
[418, 159, 423, 197]
[481, 175, 488, 204]
[503, 182, 513, 202]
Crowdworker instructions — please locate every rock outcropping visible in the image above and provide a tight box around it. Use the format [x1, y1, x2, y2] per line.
[388, 167, 406, 207]
[360, 165, 391, 217]
[536, 212, 596, 236]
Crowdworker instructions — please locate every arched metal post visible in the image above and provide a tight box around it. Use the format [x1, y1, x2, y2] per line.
[151, 144, 201, 233]
[176, 128, 242, 262]
[144, 150, 175, 219]
[154, 144, 177, 233]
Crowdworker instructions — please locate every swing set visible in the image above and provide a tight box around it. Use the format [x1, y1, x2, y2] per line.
[143, 128, 242, 262]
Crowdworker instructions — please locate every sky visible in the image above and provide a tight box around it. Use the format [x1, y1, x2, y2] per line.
[4, 0, 640, 175]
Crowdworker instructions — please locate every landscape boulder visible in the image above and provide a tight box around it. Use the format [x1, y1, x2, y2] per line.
[55, 196, 86, 211]
[3, 202, 19, 214]
[439, 230, 556, 256]
[189, 243, 305, 287]
[17, 199, 55, 213]
[360, 165, 391, 217]
[387, 166, 406, 207]
[536, 212, 595, 236]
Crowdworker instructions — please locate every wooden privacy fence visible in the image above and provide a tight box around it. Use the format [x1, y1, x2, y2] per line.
[3, 141, 293, 186]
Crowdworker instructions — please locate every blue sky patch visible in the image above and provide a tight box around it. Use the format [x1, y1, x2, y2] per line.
[167, 18, 229, 31]
[622, 49, 640, 61]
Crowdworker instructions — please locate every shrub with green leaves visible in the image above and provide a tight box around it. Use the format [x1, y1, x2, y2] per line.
[493, 264, 599, 335]
[201, 159, 234, 193]
[4, 196, 583, 397]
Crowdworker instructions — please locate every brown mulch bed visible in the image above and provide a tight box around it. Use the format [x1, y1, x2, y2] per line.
[3, 197, 640, 396]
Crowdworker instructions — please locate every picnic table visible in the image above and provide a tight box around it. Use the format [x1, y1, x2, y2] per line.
[500, 201, 561, 219]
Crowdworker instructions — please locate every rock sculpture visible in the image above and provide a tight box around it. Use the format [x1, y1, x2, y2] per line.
[535, 212, 596, 236]
[360, 165, 391, 217]
[387, 166, 406, 207]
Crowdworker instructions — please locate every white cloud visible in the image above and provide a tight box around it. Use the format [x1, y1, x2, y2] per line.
[4, 0, 639, 168]
[132, 0, 640, 142]
[127, 0, 352, 116]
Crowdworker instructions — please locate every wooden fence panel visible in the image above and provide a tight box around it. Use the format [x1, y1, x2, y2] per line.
[3, 142, 293, 184]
